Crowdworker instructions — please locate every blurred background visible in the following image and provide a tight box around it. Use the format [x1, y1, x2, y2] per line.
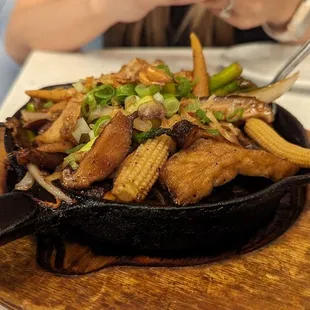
[0, 0, 19, 104]
[0, 0, 101, 105]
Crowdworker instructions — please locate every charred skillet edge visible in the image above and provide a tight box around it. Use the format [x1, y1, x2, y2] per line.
[3, 85, 310, 211]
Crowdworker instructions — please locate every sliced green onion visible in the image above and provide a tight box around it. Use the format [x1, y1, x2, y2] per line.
[163, 97, 180, 118]
[80, 137, 97, 152]
[135, 84, 161, 98]
[175, 77, 193, 99]
[183, 100, 201, 113]
[43, 101, 54, 109]
[213, 111, 224, 121]
[65, 144, 86, 155]
[163, 93, 175, 99]
[156, 64, 174, 77]
[64, 154, 79, 171]
[126, 95, 153, 114]
[162, 82, 176, 94]
[195, 109, 210, 124]
[153, 92, 164, 103]
[72, 81, 86, 93]
[93, 116, 111, 136]
[206, 128, 220, 135]
[26, 103, 36, 112]
[226, 108, 244, 122]
[115, 84, 136, 101]
[82, 93, 97, 118]
[71, 118, 91, 143]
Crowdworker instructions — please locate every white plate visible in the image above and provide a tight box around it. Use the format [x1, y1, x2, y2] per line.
[221, 42, 310, 90]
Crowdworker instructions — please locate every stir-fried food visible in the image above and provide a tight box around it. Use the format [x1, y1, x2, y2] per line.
[5, 33, 309, 208]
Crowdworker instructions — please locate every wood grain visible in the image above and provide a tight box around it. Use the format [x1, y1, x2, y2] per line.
[0, 128, 310, 310]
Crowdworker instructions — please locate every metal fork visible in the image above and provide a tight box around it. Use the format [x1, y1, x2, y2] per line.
[271, 39, 310, 83]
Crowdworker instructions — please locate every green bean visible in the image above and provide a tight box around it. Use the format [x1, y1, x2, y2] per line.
[212, 80, 241, 97]
[210, 63, 243, 92]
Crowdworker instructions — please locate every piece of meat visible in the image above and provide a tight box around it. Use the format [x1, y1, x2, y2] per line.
[160, 138, 299, 206]
[200, 95, 274, 123]
[36, 98, 81, 144]
[15, 148, 65, 170]
[61, 112, 132, 189]
[37, 141, 74, 153]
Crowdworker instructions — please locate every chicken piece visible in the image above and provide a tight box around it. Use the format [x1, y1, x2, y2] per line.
[36, 98, 81, 144]
[160, 138, 299, 206]
[200, 95, 274, 123]
[61, 112, 132, 189]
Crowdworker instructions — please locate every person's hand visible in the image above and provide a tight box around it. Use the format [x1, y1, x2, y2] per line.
[203, 0, 303, 30]
[101, 0, 204, 23]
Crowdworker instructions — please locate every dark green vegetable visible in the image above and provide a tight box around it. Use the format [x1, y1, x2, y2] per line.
[26, 103, 36, 112]
[195, 109, 210, 124]
[133, 128, 170, 144]
[213, 111, 225, 121]
[135, 84, 161, 98]
[115, 84, 136, 101]
[210, 63, 243, 92]
[26, 130, 36, 143]
[227, 108, 244, 122]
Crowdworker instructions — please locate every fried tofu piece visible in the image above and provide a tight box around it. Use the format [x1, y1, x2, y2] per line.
[61, 112, 132, 189]
[35, 98, 81, 145]
[160, 139, 299, 206]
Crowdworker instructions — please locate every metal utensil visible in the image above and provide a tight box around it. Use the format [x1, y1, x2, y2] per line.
[271, 39, 310, 83]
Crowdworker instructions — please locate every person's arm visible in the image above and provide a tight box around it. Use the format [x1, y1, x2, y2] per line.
[5, 0, 117, 64]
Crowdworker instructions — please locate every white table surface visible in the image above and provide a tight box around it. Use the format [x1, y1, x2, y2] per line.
[0, 48, 309, 130]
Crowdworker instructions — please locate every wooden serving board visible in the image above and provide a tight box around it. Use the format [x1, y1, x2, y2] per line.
[1, 128, 310, 310]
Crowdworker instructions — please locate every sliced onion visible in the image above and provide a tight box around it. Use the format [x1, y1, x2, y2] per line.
[15, 171, 35, 191]
[72, 118, 91, 143]
[205, 111, 240, 145]
[21, 110, 50, 123]
[234, 72, 299, 104]
[27, 164, 73, 204]
[133, 118, 153, 132]
[88, 106, 114, 123]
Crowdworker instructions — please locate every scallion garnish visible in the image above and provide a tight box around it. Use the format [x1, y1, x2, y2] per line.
[206, 128, 220, 135]
[156, 64, 174, 78]
[93, 115, 111, 136]
[82, 93, 97, 118]
[195, 109, 211, 124]
[175, 77, 194, 99]
[226, 108, 244, 122]
[162, 82, 176, 94]
[94, 85, 116, 105]
[135, 84, 161, 98]
[65, 144, 86, 155]
[115, 84, 136, 101]
[163, 97, 180, 118]
[213, 111, 224, 121]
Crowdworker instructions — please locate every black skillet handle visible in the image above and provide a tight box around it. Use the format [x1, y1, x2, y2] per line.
[0, 191, 38, 246]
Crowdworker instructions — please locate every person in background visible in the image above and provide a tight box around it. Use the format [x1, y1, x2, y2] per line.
[5, 0, 310, 64]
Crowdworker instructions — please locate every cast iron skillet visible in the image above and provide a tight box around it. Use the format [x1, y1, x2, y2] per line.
[0, 83, 310, 256]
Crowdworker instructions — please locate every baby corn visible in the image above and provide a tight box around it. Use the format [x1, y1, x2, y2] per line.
[112, 134, 173, 202]
[245, 118, 310, 168]
[26, 88, 76, 102]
